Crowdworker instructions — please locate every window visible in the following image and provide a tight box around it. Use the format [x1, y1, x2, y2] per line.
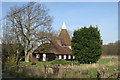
[62, 44, 66, 46]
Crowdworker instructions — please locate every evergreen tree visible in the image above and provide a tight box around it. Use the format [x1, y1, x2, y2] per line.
[71, 26, 102, 64]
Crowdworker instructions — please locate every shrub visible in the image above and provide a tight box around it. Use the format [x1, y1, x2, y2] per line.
[71, 26, 103, 64]
[50, 59, 68, 65]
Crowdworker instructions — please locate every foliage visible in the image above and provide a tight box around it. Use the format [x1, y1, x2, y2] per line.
[2, 19, 25, 70]
[102, 41, 119, 55]
[50, 59, 68, 65]
[71, 26, 103, 64]
[2, 43, 24, 71]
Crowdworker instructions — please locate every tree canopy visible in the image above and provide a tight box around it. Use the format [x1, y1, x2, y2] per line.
[4, 2, 54, 62]
[71, 26, 103, 64]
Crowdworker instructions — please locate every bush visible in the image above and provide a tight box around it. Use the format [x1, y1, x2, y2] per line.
[50, 59, 68, 65]
[71, 26, 103, 64]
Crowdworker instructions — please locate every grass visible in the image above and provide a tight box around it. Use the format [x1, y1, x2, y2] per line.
[20, 62, 32, 66]
[97, 58, 118, 64]
[20, 58, 118, 68]
[99, 65, 118, 78]
[20, 61, 52, 68]
[4, 57, 119, 78]
[81, 65, 118, 78]
[80, 68, 97, 78]
[58, 58, 118, 78]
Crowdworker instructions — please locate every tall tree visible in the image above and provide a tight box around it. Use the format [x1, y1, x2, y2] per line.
[6, 2, 53, 62]
[2, 19, 24, 70]
[71, 26, 103, 64]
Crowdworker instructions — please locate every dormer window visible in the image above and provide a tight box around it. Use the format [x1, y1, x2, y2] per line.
[62, 44, 66, 46]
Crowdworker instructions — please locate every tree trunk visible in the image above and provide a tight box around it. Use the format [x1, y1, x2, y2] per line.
[25, 50, 29, 62]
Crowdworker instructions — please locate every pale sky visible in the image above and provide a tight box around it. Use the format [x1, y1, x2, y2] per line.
[1, 2, 118, 45]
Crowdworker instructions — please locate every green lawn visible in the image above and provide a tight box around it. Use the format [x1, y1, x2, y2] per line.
[81, 64, 118, 78]
[58, 63, 118, 78]
[20, 61, 52, 68]
[97, 58, 118, 64]
[20, 58, 118, 68]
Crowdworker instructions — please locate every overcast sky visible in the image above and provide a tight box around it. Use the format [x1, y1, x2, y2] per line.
[2, 2, 118, 45]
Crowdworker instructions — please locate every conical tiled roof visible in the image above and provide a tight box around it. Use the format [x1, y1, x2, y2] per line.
[58, 22, 71, 46]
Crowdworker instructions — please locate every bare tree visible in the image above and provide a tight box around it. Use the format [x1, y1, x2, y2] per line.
[2, 19, 24, 71]
[6, 2, 53, 62]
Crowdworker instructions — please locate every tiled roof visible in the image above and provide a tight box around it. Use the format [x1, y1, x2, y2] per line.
[34, 41, 72, 55]
[58, 29, 71, 45]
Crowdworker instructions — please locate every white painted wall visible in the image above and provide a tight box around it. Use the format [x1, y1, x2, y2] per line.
[59, 55, 62, 59]
[36, 54, 40, 58]
[43, 54, 46, 61]
[64, 55, 66, 59]
[73, 56, 75, 59]
[68, 55, 71, 59]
